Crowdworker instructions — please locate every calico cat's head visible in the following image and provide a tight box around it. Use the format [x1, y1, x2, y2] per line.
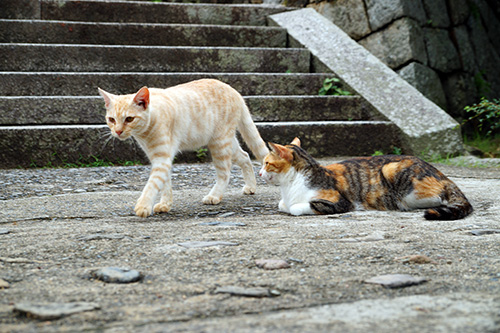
[98, 87, 151, 140]
[259, 137, 305, 184]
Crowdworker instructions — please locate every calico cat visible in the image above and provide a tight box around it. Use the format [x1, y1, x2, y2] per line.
[259, 138, 473, 220]
[98, 79, 269, 217]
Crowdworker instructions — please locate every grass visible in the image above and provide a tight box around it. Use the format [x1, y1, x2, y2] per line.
[28, 155, 142, 169]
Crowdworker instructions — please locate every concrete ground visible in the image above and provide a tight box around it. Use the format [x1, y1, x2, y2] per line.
[0, 158, 499, 332]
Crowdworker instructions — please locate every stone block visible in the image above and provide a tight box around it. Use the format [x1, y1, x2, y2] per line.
[307, 0, 370, 40]
[397, 62, 447, 110]
[422, 0, 450, 28]
[359, 17, 427, 69]
[441, 73, 477, 119]
[454, 25, 477, 74]
[474, 1, 500, 55]
[270, 8, 463, 157]
[448, 0, 470, 25]
[424, 28, 461, 73]
[366, 0, 426, 31]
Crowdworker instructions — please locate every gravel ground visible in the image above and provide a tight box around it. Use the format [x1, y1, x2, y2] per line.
[0, 158, 499, 332]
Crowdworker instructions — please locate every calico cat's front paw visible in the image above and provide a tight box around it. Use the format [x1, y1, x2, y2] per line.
[202, 195, 221, 205]
[135, 203, 152, 218]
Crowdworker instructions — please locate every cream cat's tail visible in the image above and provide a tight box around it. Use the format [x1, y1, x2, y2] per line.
[238, 105, 269, 162]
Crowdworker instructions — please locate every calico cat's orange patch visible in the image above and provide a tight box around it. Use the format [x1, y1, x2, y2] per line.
[381, 160, 414, 183]
[413, 177, 445, 199]
[315, 189, 341, 203]
[324, 164, 348, 189]
[263, 152, 291, 174]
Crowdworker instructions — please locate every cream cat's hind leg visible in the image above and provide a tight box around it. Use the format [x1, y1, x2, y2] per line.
[153, 173, 173, 213]
[231, 137, 257, 195]
[203, 139, 233, 205]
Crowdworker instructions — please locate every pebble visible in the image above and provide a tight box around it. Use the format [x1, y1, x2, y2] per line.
[77, 233, 125, 241]
[0, 278, 10, 288]
[177, 241, 239, 248]
[198, 221, 246, 227]
[214, 286, 280, 297]
[364, 274, 428, 288]
[0, 229, 10, 235]
[90, 267, 143, 283]
[469, 229, 500, 236]
[255, 259, 290, 270]
[219, 212, 236, 218]
[14, 302, 100, 320]
[394, 255, 437, 264]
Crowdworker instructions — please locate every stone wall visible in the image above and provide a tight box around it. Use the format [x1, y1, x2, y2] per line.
[284, 0, 500, 121]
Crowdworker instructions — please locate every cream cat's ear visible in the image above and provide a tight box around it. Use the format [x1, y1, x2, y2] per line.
[290, 137, 301, 147]
[268, 142, 293, 162]
[98, 87, 114, 108]
[133, 86, 150, 110]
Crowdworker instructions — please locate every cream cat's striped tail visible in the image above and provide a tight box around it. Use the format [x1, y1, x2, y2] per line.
[238, 104, 269, 162]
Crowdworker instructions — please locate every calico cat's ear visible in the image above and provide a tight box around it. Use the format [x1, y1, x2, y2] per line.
[133, 86, 150, 110]
[290, 137, 301, 147]
[268, 142, 293, 162]
[98, 88, 113, 108]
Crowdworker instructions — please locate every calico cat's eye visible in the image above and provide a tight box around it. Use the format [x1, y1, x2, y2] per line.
[125, 117, 135, 123]
[107, 117, 116, 124]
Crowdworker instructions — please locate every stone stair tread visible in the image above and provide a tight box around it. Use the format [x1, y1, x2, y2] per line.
[0, 72, 337, 96]
[0, 43, 310, 73]
[0, 95, 383, 125]
[0, 19, 287, 47]
[40, 0, 289, 26]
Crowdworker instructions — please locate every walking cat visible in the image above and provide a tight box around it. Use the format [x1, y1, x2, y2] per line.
[98, 79, 269, 217]
[259, 138, 473, 220]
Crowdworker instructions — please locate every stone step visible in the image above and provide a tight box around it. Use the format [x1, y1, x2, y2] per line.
[40, 0, 288, 26]
[0, 95, 382, 125]
[0, 43, 310, 73]
[0, 73, 336, 96]
[0, 121, 400, 168]
[0, 19, 286, 47]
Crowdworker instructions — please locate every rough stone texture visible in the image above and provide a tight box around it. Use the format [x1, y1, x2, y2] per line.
[359, 17, 427, 69]
[0, 160, 499, 331]
[307, 0, 370, 40]
[441, 73, 477, 119]
[0, 0, 39, 19]
[454, 25, 478, 74]
[448, 0, 471, 25]
[0, 19, 287, 48]
[0, 44, 310, 73]
[397, 62, 447, 110]
[423, 27, 461, 74]
[271, 8, 463, 156]
[365, 0, 426, 31]
[421, 0, 450, 28]
[475, 0, 500, 56]
[40, 0, 288, 26]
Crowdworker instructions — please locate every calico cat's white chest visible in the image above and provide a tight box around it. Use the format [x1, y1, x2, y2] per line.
[279, 172, 316, 212]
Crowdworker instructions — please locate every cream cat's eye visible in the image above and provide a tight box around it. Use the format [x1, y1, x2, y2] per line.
[107, 117, 116, 124]
[125, 117, 135, 123]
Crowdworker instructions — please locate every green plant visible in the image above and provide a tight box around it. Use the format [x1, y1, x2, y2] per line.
[474, 71, 491, 97]
[462, 97, 500, 137]
[196, 148, 208, 162]
[318, 78, 352, 96]
[371, 146, 402, 156]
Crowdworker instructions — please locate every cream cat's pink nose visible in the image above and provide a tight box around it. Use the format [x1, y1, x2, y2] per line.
[115, 130, 123, 136]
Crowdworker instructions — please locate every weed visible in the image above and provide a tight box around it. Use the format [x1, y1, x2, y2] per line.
[461, 97, 500, 137]
[318, 78, 352, 96]
[196, 148, 208, 162]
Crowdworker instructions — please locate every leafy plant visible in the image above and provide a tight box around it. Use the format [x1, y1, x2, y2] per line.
[462, 97, 500, 137]
[372, 146, 403, 156]
[196, 148, 208, 162]
[318, 78, 352, 96]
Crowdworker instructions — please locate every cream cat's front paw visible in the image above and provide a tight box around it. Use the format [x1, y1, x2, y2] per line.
[135, 203, 152, 218]
[154, 202, 172, 213]
[202, 195, 221, 205]
[242, 185, 256, 195]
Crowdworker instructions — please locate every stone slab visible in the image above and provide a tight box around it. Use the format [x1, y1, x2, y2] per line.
[270, 8, 463, 157]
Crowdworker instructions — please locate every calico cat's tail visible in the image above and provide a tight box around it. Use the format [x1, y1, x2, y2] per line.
[238, 104, 269, 161]
[424, 182, 473, 220]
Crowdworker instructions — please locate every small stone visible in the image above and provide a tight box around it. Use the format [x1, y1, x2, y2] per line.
[177, 241, 239, 248]
[77, 234, 125, 241]
[469, 229, 500, 236]
[214, 286, 280, 297]
[365, 274, 428, 288]
[0, 278, 10, 288]
[394, 255, 437, 264]
[90, 267, 142, 283]
[219, 212, 236, 218]
[255, 259, 290, 270]
[198, 221, 246, 227]
[14, 302, 100, 320]
[0, 229, 10, 235]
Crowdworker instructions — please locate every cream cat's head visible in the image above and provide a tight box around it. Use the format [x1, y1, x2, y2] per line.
[259, 137, 302, 184]
[98, 87, 151, 140]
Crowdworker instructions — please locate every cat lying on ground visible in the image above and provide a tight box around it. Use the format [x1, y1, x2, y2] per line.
[99, 79, 269, 217]
[259, 138, 473, 220]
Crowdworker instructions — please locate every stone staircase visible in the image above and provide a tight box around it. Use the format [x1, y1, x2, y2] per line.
[0, 0, 400, 168]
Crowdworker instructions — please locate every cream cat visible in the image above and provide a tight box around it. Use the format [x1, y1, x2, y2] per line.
[98, 79, 269, 217]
